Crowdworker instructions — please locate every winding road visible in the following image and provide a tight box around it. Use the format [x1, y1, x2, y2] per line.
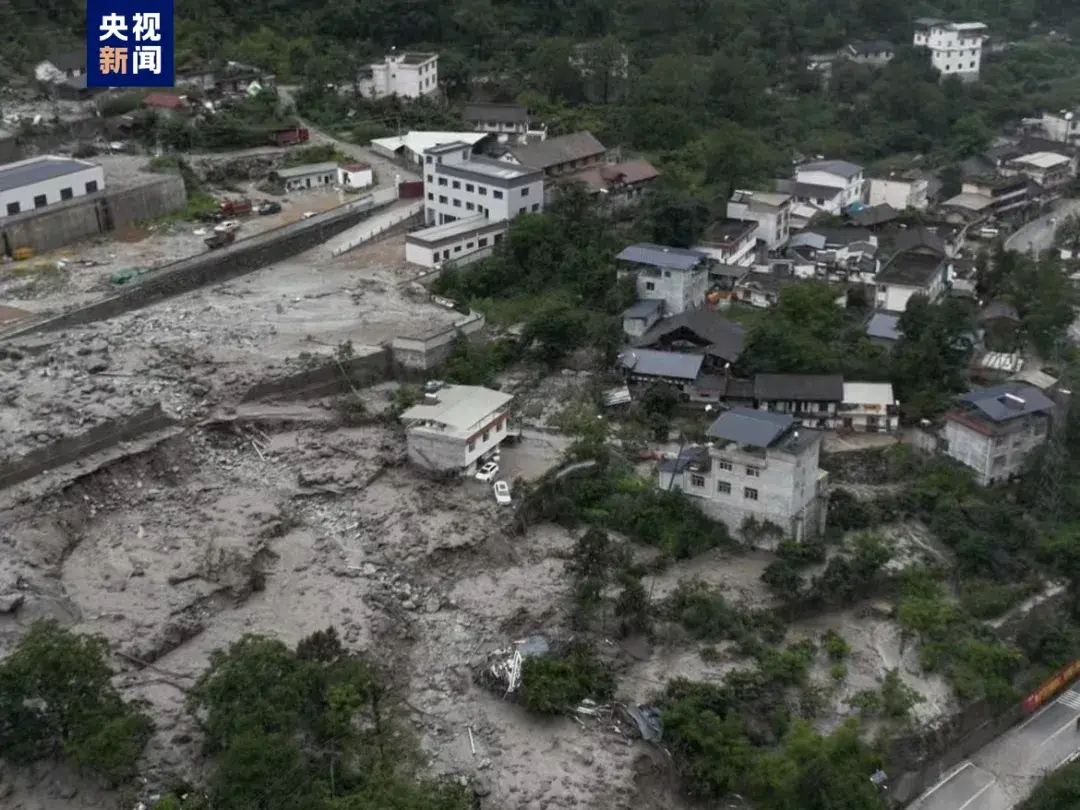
[1005, 198, 1080, 254]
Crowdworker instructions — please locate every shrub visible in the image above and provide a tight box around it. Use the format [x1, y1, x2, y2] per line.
[518, 643, 616, 714]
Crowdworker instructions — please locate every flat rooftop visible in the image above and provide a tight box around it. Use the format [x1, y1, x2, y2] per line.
[407, 214, 494, 244]
[444, 156, 540, 180]
[0, 156, 98, 193]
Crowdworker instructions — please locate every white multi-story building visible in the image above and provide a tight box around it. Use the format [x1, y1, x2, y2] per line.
[1033, 110, 1080, 145]
[874, 243, 948, 312]
[913, 19, 988, 81]
[867, 175, 930, 211]
[462, 103, 546, 145]
[615, 244, 710, 317]
[942, 384, 1055, 486]
[793, 160, 865, 211]
[358, 51, 438, 100]
[421, 141, 544, 227]
[727, 190, 792, 250]
[0, 156, 104, 219]
[401, 384, 515, 474]
[837, 382, 899, 433]
[405, 141, 543, 268]
[658, 408, 829, 546]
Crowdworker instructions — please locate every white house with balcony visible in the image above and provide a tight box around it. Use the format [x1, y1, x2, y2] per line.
[837, 382, 899, 433]
[942, 384, 1055, 486]
[358, 51, 439, 100]
[400, 384, 515, 474]
[616, 244, 710, 317]
[658, 408, 828, 546]
[913, 19, 987, 81]
[794, 160, 865, 210]
[727, 190, 792, 251]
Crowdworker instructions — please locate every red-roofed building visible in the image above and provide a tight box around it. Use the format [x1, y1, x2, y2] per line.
[143, 92, 188, 111]
[557, 160, 659, 206]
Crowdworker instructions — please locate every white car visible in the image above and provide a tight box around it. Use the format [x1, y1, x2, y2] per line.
[475, 462, 499, 482]
[301, 211, 317, 219]
[214, 220, 241, 233]
[493, 480, 512, 505]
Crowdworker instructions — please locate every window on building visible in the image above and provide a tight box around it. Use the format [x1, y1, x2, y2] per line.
[478, 186, 487, 196]
[645, 281, 655, 291]
[427, 174, 433, 183]
[33, 194, 47, 208]
[453, 198, 461, 207]
[478, 237, 488, 247]
[60, 187, 73, 200]
[493, 190, 503, 199]
[454, 245, 462, 253]
[466, 184, 474, 192]
[531, 203, 539, 212]
[482, 430, 490, 442]
[690, 474, 705, 488]
[467, 440, 475, 451]
[439, 195, 447, 204]
[744, 487, 759, 501]
[427, 192, 434, 200]
[438, 177, 447, 186]
[426, 156, 433, 164]
[519, 207, 527, 215]
[452, 180, 461, 189]
[717, 481, 731, 494]
[718, 461, 732, 472]
[746, 467, 760, 477]
[663, 270, 671, 278]
[521, 187, 529, 197]
[466, 242, 474, 249]
[462, 150, 468, 160]
[970, 61, 975, 68]
[6, 202, 19, 215]
[466, 202, 475, 211]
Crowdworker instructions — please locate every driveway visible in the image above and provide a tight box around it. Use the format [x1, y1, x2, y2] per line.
[1005, 198, 1080, 254]
[910, 684, 1080, 810]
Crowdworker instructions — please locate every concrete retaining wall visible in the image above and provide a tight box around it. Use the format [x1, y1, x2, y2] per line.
[0, 404, 177, 491]
[1, 193, 396, 341]
[330, 206, 422, 256]
[240, 349, 393, 402]
[1, 175, 187, 255]
[391, 311, 485, 370]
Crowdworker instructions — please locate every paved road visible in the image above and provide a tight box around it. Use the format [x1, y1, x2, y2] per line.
[911, 685, 1080, 810]
[1005, 198, 1080, 254]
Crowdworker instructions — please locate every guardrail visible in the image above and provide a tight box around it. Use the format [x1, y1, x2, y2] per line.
[330, 200, 423, 256]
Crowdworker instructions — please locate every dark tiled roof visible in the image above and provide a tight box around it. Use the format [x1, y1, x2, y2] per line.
[776, 179, 844, 202]
[755, 374, 844, 402]
[463, 103, 528, 124]
[45, 47, 86, 72]
[876, 251, 945, 286]
[850, 204, 900, 227]
[508, 131, 605, 170]
[849, 40, 895, 56]
[617, 243, 708, 271]
[635, 310, 746, 363]
[955, 384, 1054, 423]
[806, 227, 872, 247]
[707, 407, 795, 447]
[893, 227, 947, 256]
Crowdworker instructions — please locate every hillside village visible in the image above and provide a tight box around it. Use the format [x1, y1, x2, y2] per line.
[4, 10, 1080, 810]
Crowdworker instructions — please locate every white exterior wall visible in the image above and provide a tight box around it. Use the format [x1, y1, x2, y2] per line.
[1039, 113, 1080, 145]
[0, 164, 104, 218]
[943, 416, 1049, 486]
[406, 225, 505, 269]
[875, 269, 944, 312]
[406, 409, 511, 473]
[423, 148, 543, 226]
[868, 177, 929, 210]
[624, 266, 708, 316]
[338, 167, 373, 189]
[696, 232, 758, 266]
[914, 26, 984, 79]
[363, 54, 439, 100]
[795, 168, 865, 207]
[727, 201, 791, 250]
[472, 121, 528, 144]
[668, 440, 826, 546]
[282, 169, 336, 192]
[836, 408, 897, 432]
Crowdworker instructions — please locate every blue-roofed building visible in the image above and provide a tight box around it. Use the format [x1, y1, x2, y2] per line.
[616, 243, 711, 318]
[943, 383, 1056, 485]
[0, 155, 104, 221]
[657, 406, 829, 546]
[865, 310, 903, 345]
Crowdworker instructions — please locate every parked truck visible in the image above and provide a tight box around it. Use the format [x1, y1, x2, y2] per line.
[205, 230, 236, 250]
[269, 128, 310, 147]
[219, 198, 252, 217]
